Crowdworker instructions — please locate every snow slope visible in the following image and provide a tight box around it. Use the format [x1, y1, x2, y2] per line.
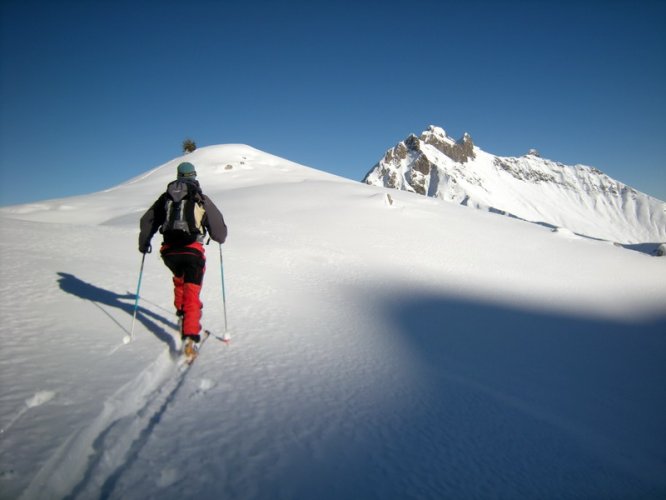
[1, 145, 665, 499]
[364, 126, 666, 245]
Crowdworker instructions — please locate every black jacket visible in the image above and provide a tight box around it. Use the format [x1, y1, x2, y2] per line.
[138, 180, 227, 252]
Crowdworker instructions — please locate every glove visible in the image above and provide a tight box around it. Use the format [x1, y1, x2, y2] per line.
[139, 243, 152, 254]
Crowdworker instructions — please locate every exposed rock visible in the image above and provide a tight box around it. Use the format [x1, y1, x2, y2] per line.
[494, 158, 560, 185]
[384, 142, 409, 164]
[409, 170, 427, 195]
[412, 155, 433, 175]
[387, 171, 398, 189]
[362, 124, 666, 244]
[405, 134, 421, 152]
[421, 129, 475, 163]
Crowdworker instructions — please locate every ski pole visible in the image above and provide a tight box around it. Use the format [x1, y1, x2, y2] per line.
[219, 244, 230, 341]
[128, 251, 148, 343]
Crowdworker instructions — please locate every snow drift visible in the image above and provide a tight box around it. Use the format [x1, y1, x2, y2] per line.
[1, 145, 665, 499]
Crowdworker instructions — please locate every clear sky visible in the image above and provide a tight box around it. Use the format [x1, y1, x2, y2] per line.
[1, 0, 665, 206]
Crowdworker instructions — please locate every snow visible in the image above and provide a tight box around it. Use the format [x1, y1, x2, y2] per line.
[1, 144, 665, 499]
[364, 128, 666, 245]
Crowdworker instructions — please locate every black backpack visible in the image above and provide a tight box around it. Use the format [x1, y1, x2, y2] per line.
[160, 181, 206, 244]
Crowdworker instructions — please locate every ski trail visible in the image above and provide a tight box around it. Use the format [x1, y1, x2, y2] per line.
[19, 349, 191, 500]
[95, 373, 188, 500]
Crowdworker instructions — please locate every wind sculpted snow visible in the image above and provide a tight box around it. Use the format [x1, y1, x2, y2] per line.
[1, 145, 665, 499]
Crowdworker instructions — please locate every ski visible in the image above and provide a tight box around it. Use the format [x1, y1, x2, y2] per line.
[181, 330, 211, 366]
[176, 328, 229, 370]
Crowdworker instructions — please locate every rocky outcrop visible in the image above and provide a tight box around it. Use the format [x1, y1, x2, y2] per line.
[421, 126, 475, 163]
[363, 125, 666, 245]
[363, 126, 476, 196]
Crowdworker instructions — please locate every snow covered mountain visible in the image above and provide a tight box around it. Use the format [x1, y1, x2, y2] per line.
[363, 125, 666, 244]
[1, 145, 665, 499]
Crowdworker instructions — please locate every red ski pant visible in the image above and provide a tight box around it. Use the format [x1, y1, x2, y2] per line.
[161, 242, 206, 336]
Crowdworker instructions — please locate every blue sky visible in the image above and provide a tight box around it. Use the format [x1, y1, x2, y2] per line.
[1, 0, 665, 205]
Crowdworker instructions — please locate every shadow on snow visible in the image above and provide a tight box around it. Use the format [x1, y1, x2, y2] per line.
[228, 286, 666, 500]
[370, 289, 666, 499]
[56, 272, 177, 352]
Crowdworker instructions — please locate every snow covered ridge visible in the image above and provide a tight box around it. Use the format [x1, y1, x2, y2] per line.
[363, 125, 666, 245]
[0, 144, 351, 227]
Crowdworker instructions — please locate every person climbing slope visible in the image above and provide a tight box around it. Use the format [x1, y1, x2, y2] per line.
[138, 161, 227, 359]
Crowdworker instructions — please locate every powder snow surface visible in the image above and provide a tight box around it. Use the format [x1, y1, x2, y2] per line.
[1, 145, 665, 499]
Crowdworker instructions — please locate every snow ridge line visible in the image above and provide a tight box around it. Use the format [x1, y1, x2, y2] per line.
[19, 348, 192, 500]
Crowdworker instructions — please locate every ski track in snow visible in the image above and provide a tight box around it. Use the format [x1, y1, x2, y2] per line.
[18, 344, 203, 500]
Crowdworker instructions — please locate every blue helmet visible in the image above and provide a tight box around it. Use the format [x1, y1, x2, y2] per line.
[177, 162, 197, 179]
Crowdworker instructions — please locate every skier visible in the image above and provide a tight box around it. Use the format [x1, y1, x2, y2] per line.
[138, 161, 227, 358]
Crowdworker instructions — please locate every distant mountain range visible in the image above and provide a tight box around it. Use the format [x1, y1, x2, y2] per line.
[363, 126, 665, 245]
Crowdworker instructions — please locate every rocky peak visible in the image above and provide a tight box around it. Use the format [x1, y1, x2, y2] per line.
[420, 125, 475, 163]
[404, 133, 421, 152]
[364, 125, 478, 196]
[363, 124, 666, 244]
